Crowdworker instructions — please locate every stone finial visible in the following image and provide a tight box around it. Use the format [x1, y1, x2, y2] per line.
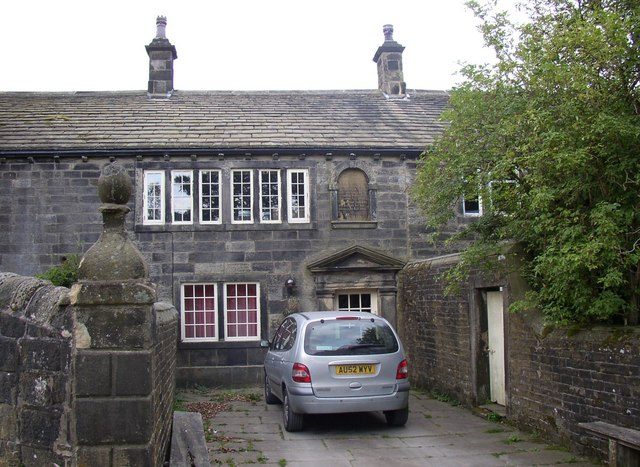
[383, 24, 394, 42]
[155, 16, 167, 39]
[97, 163, 133, 205]
[77, 163, 148, 281]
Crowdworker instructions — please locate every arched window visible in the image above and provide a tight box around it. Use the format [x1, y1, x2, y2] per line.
[337, 169, 370, 221]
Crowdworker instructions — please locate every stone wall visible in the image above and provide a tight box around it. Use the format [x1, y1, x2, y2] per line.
[397, 254, 640, 461]
[0, 273, 74, 466]
[0, 272, 178, 467]
[0, 154, 466, 387]
[396, 255, 474, 405]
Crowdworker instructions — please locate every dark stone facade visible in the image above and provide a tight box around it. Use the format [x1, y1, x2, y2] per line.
[0, 154, 460, 387]
[397, 254, 640, 462]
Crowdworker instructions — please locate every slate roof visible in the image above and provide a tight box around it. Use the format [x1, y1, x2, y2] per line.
[0, 90, 448, 154]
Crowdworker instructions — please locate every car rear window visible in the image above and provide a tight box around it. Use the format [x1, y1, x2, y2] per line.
[304, 318, 399, 355]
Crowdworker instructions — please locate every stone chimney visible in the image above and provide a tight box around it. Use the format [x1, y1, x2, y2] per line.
[145, 16, 178, 97]
[372, 24, 406, 97]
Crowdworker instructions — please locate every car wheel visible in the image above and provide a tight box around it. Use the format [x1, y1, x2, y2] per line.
[282, 388, 304, 432]
[384, 406, 409, 427]
[264, 372, 280, 405]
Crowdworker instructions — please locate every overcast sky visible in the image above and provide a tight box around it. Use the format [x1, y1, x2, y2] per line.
[0, 0, 499, 92]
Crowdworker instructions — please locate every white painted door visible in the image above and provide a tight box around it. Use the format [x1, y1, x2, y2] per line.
[487, 291, 506, 406]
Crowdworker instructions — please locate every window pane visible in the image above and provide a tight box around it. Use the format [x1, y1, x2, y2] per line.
[225, 282, 259, 339]
[200, 170, 221, 224]
[182, 283, 217, 341]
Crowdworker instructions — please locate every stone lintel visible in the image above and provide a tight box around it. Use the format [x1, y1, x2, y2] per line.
[70, 281, 156, 306]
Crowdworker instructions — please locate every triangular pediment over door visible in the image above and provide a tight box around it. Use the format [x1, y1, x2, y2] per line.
[306, 245, 405, 325]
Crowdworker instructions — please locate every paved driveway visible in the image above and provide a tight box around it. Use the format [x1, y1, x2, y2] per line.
[179, 388, 597, 466]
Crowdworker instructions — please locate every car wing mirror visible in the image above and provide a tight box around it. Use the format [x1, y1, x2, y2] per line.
[260, 339, 270, 348]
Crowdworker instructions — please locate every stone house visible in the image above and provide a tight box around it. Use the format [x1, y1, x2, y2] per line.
[0, 18, 464, 386]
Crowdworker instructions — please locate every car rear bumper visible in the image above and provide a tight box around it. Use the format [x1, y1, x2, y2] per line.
[287, 382, 410, 414]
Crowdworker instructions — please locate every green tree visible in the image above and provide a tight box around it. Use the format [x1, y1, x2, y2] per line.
[415, 0, 640, 325]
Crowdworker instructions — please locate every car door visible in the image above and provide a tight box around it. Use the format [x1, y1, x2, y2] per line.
[265, 323, 285, 399]
[269, 317, 298, 399]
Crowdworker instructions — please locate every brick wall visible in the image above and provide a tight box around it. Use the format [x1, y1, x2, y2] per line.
[397, 255, 640, 461]
[0, 273, 74, 466]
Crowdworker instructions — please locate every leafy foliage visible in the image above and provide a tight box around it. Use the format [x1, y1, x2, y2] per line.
[415, 0, 640, 325]
[36, 255, 80, 288]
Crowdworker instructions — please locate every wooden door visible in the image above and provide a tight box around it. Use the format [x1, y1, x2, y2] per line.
[486, 291, 506, 405]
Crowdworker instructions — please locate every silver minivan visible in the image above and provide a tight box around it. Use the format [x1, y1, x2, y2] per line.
[262, 311, 409, 432]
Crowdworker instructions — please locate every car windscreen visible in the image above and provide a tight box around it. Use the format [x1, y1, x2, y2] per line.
[304, 318, 399, 356]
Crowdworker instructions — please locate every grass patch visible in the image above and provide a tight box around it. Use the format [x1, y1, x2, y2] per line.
[278, 459, 287, 467]
[257, 454, 267, 464]
[430, 390, 460, 406]
[491, 451, 508, 457]
[487, 412, 503, 423]
[173, 393, 186, 412]
[485, 427, 506, 434]
[545, 444, 570, 452]
[504, 434, 522, 444]
[424, 413, 433, 419]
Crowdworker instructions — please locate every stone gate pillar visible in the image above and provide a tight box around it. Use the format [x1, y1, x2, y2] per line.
[70, 163, 176, 466]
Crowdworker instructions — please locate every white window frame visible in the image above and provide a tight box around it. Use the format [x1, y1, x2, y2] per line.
[231, 169, 254, 224]
[181, 283, 218, 342]
[171, 170, 194, 225]
[259, 169, 282, 224]
[143, 170, 165, 225]
[199, 169, 222, 225]
[223, 282, 261, 342]
[287, 169, 310, 223]
[335, 290, 379, 315]
[462, 194, 483, 217]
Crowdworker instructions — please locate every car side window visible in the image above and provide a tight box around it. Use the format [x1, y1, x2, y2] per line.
[273, 318, 297, 351]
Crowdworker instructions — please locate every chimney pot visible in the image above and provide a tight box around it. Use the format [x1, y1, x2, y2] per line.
[383, 24, 394, 41]
[155, 16, 167, 39]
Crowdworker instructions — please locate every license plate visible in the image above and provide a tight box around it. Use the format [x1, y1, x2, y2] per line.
[334, 364, 376, 375]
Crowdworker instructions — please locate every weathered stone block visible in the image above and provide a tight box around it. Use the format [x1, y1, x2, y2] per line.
[19, 371, 67, 407]
[77, 446, 112, 467]
[0, 314, 25, 338]
[0, 441, 20, 467]
[20, 445, 67, 467]
[19, 408, 61, 448]
[113, 446, 152, 467]
[75, 306, 152, 349]
[70, 282, 156, 306]
[20, 338, 66, 371]
[0, 337, 18, 372]
[0, 404, 17, 439]
[113, 351, 151, 396]
[0, 372, 17, 404]
[75, 351, 110, 396]
[75, 398, 151, 444]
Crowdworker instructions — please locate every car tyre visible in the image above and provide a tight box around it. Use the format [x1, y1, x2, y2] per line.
[264, 373, 280, 405]
[282, 388, 304, 432]
[384, 406, 409, 427]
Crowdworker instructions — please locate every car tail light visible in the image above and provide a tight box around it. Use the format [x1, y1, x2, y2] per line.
[336, 316, 360, 320]
[396, 359, 408, 380]
[292, 363, 311, 383]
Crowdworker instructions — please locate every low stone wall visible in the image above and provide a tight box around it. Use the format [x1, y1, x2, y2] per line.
[0, 273, 74, 466]
[509, 318, 639, 459]
[0, 273, 178, 466]
[397, 255, 640, 461]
